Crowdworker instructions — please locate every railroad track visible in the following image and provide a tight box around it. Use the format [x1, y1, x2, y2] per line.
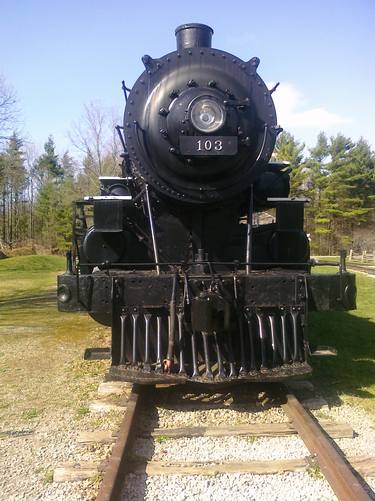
[347, 263, 375, 276]
[90, 383, 375, 501]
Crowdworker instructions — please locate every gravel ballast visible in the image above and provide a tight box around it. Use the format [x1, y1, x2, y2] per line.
[2, 382, 375, 500]
[135, 435, 310, 462]
[0, 407, 120, 501]
[121, 393, 375, 501]
[122, 471, 337, 501]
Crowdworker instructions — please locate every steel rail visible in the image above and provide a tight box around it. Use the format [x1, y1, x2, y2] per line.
[96, 384, 144, 501]
[347, 263, 375, 276]
[95, 383, 374, 500]
[282, 392, 373, 501]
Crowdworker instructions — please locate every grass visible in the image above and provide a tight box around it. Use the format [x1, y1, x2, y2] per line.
[154, 434, 169, 444]
[310, 264, 375, 415]
[0, 255, 65, 301]
[306, 459, 323, 480]
[313, 409, 331, 421]
[0, 254, 116, 501]
[90, 472, 104, 487]
[0, 255, 65, 272]
[244, 435, 257, 444]
[76, 406, 90, 418]
[43, 469, 54, 484]
[34, 466, 54, 483]
[0, 253, 374, 422]
[0, 254, 111, 429]
[22, 408, 42, 420]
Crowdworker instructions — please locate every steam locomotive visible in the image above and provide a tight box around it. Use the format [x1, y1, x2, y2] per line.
[57, 24, 356, 384]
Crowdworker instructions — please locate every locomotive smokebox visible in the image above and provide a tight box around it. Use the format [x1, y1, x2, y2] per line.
[175, 23, 213, 50]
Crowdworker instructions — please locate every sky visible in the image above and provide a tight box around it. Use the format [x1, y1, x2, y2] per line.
[1, 0, 374, 157]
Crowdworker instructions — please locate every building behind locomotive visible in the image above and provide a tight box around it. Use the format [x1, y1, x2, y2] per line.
[57, 24, 356, 384]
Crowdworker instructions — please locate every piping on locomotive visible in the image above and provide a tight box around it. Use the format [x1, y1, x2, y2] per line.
[57, 24, 356, 384]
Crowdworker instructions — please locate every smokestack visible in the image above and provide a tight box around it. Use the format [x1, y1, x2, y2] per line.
[175, 23, 213, 51]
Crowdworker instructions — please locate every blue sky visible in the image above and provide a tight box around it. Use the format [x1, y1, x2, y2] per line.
[1, 0, 374, 156]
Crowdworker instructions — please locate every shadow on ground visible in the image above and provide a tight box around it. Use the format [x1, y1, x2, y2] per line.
[309, 310, 375, 410]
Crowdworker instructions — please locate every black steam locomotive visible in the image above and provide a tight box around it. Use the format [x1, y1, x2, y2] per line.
[58, 24, 356, 384]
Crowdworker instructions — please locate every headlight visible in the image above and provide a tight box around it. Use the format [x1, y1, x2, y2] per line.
[190, 97, 226, 133]
[58, 284, 71, 303]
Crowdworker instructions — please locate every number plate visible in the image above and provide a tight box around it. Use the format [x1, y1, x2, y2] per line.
[179, 136, 238, 156]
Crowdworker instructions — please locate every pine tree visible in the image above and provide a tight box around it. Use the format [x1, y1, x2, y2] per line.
[61, 151, 75, 178]
[310, 132, 329, 163]
[33, 136, 63, 185]
[33, 137, 62, 251]
[274, 131, 306, 196]
[56, 153, 77, 251]
[304, 132, 331, 253]
[306, 133, 374, 254]
[33, 141, 78, 252]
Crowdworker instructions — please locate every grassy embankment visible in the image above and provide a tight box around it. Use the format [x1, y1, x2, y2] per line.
[0, 255, 66, 301]
[0, 256, 110, 428]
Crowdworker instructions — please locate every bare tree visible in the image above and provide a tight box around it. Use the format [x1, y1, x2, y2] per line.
[24, 142, 40, 240]
[0, 75, 18, 142]
[69, 101, 122, 188]
[109, 107, 123, 169]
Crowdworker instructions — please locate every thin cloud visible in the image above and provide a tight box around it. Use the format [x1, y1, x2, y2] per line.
[268, 82, 350, 129]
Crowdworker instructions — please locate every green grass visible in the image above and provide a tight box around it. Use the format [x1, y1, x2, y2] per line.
[0, 254, 111, 428]
[154, 434, 169, 444]
[22, 408, 42, 420]
[306, 460, 323, 480]
[310, 265, 375, 415]
[76, 406, 90, 417]
[0, 255, 65, 272]
[0, 253, 374, 421]
[42, 469, 54, 484]
[0, 255, 65, 301]
[34, 466, 54, 484]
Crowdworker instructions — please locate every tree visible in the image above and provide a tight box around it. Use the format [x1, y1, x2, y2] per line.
[32, 135, 63, 184]
[61, 151, 76, 178]
[303, 132, 331, 252]
[0, 76, 18, 143]
[23, 142, 40, 242]
[274, 131, 305, 165]
[69, 102, 122, 193]
[305, 133, 375, 254]
[0, 133, 27, 247]
[33, 140, 77, 252]
[274, 131, 307, 196]
[309, 131, 329, 163]
[273, 131, 375, 254]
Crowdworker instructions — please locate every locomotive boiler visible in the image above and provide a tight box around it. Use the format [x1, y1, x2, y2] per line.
[57, 24, 356, 384]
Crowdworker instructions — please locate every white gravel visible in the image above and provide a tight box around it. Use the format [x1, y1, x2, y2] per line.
[155, 405, 288, 428]
[313, 401, 375, 458]
[0, 408, 121, 501]
[122, 471, 337, 501]
[135, 435, 310, 462]
[2, 385, 375, 500]
[312, 400, 375, 494]
[122, 393, 375, 501]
